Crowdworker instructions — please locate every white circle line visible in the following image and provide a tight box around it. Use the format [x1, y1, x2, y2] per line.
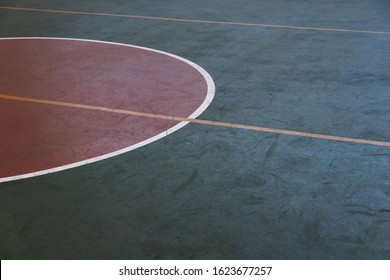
[0, 37, 215, 183]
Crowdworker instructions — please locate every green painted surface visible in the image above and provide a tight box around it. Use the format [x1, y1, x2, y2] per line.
[0, 0, 389, 259]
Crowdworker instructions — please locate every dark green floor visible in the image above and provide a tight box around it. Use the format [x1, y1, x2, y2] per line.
[0, 0, 389, 259]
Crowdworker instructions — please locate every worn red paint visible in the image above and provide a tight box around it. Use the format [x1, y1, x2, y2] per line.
[0, 38, 211, 179]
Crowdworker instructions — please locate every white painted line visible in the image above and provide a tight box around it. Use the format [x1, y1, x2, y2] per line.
[0, 37, 215, 183]
[1, 6, 390, 35]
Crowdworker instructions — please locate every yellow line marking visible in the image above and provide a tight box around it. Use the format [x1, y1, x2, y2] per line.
[1, 93, 389, 147]
[1, 6, 390, 35]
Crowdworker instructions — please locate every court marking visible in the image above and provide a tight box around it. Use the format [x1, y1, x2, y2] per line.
[0, 37, 215, 183]
[0, 6, 390, 35]
[1, 92, 389, 148]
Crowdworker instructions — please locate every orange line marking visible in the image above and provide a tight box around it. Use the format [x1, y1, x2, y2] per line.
[1, 6, 390, 35]
[1, 93, 389, 147]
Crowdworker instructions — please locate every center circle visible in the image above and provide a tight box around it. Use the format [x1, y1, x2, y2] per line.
[0, 37, 215, 182]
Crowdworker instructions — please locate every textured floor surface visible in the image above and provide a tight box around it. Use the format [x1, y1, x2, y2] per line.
[0, 0, 389, 259]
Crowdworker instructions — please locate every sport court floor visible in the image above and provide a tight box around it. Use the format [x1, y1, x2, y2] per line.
[0, 0, 389, 259]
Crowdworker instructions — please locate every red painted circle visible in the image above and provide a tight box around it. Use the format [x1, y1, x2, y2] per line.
[0, 38, 214, 181]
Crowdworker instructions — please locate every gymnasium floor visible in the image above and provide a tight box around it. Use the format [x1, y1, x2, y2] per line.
[0, 0, 389, 259]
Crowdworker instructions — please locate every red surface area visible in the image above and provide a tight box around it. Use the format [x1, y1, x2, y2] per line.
[0, 38, 211, 179]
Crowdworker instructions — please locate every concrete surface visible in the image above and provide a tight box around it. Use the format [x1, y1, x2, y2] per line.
[0, 0, 389, 259]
